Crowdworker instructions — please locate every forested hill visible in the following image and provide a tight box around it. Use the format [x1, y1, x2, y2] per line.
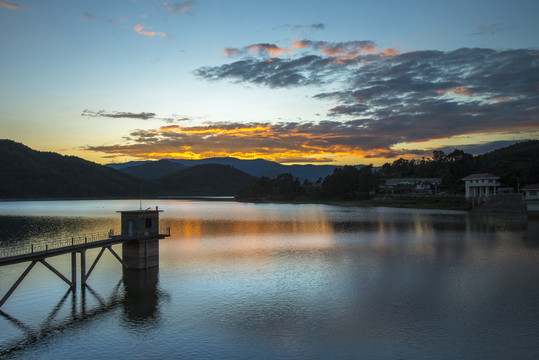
[150, 164, 257, 196]
[472, 140, 539, 185]
[0, 140, 139, 199]
[380, 140, 539, 190]
[0, 140, 257, 199]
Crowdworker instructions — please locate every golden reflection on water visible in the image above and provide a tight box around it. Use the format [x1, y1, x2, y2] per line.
[158, 210, 533, 267]
[160, 216, 336, 266]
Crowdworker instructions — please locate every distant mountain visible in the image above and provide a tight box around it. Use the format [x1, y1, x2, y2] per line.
[120, 159, 186, 180]
[150, 164, 257, 196]
[0, 140, 139, 199]
[107, 161, 151, 170]
[108, 157, 360, 181]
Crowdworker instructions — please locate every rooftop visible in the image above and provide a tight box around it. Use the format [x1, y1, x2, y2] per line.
[462, 173, 499, 180]
[117, 207, 163, 214]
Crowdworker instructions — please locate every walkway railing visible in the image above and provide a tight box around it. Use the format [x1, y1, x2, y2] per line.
[0, 227, 170, 260]
[0, 230, 118, 260]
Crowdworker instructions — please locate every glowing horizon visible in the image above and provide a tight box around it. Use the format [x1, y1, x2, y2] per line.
[1, 0, 538, 166]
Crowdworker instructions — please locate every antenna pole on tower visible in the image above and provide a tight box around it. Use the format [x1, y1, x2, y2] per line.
[139, 182, 142, 210]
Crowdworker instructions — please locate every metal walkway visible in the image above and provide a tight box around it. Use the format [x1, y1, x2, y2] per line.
[0, 228, 170, 308]
[0, 229, 170, 266]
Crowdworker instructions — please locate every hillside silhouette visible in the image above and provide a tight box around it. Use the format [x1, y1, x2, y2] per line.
[0, 140, 139, 199]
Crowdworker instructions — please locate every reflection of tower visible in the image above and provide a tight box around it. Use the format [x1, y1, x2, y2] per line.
[119, 209, 163, 269]
[118, 208, 168, 326]
[122, 267, 159, 323]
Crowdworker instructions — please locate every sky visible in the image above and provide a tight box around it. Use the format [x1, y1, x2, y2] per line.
[1, 0, 538, 166]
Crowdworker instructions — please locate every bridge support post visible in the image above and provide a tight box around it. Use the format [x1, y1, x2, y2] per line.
[80, 250, 86, 287]
[71, 252, 77, 287]
[0, 260, 38, 308]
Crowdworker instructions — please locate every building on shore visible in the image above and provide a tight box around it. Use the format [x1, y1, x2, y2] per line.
[384, 178, 441, 195]
[462, 173, 500, 199]
[522, 184, 539, 201]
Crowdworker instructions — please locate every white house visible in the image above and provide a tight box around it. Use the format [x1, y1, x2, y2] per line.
[462, 173, 500, 199]
[384, 178, 441, 193]
[522, 184, 539, 201]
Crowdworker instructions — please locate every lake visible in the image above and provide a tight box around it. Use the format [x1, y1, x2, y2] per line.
[1, 200, 538, 359]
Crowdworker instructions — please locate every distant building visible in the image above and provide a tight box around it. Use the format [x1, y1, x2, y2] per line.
[384, 178, 441, 194]
[462, 173, 500, 199]
[522, 184, 539, 201]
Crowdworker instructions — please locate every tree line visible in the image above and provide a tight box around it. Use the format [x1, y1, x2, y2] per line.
[237, 140, 539, 202]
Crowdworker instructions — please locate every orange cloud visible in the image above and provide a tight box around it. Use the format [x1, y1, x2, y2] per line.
[246, 44, 293, 57]
[0, 1, 24, 10]
[156, 125, 274, 137]
[318, 44, 348, 56]
[134, 24, 166, 37]
[380, 48, 400, 56]
[317, 42, 399, 60]
[437, 87, 474, 96]
[222, 48, 240, 58]
[490, 97, 512, 103]
[86, 122, 380, 165]
[292, 40, 312, 49]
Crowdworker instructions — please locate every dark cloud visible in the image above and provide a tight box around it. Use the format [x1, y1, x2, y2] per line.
[84, 117, 538, 162]
[194, 45, 539, 151]
[84, 121, 386, 161]
[291, 23, 326, 31]
[161, 116, 191, 124]
[471, 23, 508, 36]
[165, 1, 196, 15]
[81, 109, 195, 124]
[87, 42, 538, 163]
[328, 103, 369, 116]
[81, 13, 95, 23]
[82, 109, 156, 120]
[195, 55, 342, 88]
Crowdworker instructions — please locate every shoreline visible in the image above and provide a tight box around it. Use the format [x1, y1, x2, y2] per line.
[2, 196, 533, 215]
[237, 196, 471, 211]
[0, 195, 468, 209]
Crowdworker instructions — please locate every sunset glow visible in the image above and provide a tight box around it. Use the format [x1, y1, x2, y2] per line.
[0, 0, 537, 166]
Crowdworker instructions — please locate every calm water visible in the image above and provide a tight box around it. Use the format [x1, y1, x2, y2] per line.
[0, 200, 538, 359]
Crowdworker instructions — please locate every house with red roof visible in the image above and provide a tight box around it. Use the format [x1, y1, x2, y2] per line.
[462, 173, 500, 199]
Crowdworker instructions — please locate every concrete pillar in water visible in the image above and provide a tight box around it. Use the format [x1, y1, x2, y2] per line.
[119, 208, 163, 269]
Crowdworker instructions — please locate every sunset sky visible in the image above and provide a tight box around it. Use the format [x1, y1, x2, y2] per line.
[1, 0, 538, 166]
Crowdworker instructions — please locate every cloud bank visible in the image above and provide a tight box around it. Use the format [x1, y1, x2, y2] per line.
[82, 109, 156, 120]
[195, 41, 539, 148]
[87, 39, 538, 163]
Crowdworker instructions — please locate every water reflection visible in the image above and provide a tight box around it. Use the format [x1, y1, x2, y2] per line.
[122, 268, 160, 326]
[525, 220, 539, 248]
[1, 201, 538, 359]
[160, 211, 531, 267]
[0, 268, 163, 357]
[0, 216, 118, 247]
[0, 284, 121, 357]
